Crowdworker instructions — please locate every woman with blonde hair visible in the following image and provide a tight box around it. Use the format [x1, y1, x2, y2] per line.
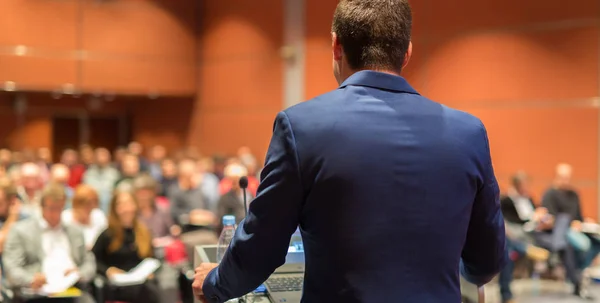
[91, 191, 160, 303]
[61, 184, 106, 249]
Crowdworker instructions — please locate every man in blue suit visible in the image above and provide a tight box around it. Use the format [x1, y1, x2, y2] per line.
[193, 0, 506, 302]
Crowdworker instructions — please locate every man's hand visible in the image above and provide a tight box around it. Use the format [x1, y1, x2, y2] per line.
[170, 225, 182, 237]
[30, 273, 46, 290]
[190, 210, 216, 226]
[106, 267, 125, 279]
[585, 217, 596, 224]
[533, 207, 548, 220]
[64, 268, 79, 277]
[537, 215, 555, 231]
[192, 263, 219, 303]
[572, 220, 582, 232]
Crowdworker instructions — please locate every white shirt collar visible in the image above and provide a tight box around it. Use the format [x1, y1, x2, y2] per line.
[39, 218, 64, 231]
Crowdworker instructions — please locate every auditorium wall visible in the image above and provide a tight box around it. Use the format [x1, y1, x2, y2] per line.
[304, 0, 600, 218]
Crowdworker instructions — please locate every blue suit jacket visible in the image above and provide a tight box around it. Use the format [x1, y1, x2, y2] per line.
[203, 71, 506, 303]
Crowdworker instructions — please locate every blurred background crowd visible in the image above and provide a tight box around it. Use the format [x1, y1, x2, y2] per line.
[0, 142, 261, 303]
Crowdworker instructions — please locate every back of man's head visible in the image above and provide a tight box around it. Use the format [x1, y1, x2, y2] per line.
[332, 0, 412, 72]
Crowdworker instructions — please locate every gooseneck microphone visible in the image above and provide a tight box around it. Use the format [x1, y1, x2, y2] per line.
[239, 176, 249, 217]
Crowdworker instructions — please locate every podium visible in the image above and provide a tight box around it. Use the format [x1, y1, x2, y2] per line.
[195, 245, 484, 303]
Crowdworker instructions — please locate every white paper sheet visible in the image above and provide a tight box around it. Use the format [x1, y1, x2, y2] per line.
[40, 271, 80, 295]
[582, 223, 600, 235]
[110, 258, 161, 286]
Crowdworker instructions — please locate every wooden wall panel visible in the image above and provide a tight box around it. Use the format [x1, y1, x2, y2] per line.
[422, 26, 599, 103]
[130, 98, 194, 152]
[192, 110, 278, 159]
[0, 0, 78, 49]
[415, 0, 599, 37]
[192, 0, 284, 157]
[0, 55, 78, 90]
[81, 58, 196, 95]
[81, 0, 197, 59]
[199, 56, 283, 110]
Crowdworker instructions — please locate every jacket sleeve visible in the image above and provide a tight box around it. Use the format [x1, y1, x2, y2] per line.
[202, 111, 304, 303]
[460, 123, 507, 286]
[2, 225, 34, 288]
[76, 230, 97, 282]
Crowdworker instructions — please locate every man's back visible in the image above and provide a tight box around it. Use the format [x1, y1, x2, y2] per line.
[283, 71, 504, 302]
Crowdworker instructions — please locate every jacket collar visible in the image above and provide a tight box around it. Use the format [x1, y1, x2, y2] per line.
[339, 70, 419, 95]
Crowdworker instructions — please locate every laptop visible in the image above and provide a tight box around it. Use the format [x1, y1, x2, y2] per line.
[265, 230, 305, 303]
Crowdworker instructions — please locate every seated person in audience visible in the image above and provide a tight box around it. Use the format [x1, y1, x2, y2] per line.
[168, 158, 215, 230]
[197, 158, 220, 212]
[114, 153, 141, 192]
[50, 164, 74, 206]
[147, 145, 166, 181]
[543, 163, 600, 298]
[61, 149, 86, 189]
[83, 148, 120, 214]
[133, 174, 179, 243]
[112, 147, 127, 171]
[0, 183, 26, 256]
[159, 158, 178, 197]
[498, 172, 550, 303]
[216, 163, 254, 230]
[16, 162, 44, 218]
[79, 145, 95, 169]
[128, 142, 149, 173]
[61, 185, 107, 250]
[92, 191, 159, 303]
[34, 148, 52, 185]
[133, 174, 194, 303]
[2, 184, 96, 302]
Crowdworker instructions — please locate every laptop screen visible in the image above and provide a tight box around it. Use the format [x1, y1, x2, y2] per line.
[275, 228, 305, 273]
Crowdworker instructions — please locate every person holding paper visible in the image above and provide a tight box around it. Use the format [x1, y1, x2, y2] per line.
[2, 183, 96, 302]
[91, 191, 160, 303]
[543, 163, 600, 298]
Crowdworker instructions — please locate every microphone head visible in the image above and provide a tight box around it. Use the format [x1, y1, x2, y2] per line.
[239, 176, 249, 189]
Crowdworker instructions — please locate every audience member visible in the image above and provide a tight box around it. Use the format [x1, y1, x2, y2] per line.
[212, 154, 227, 180]
[499, 172, 550, 303]
[168, 159, 214, 229]
[133, 174, 178, 241]
[543, 163, 600, 298]
[34, 148, 52, 184]
[219, 148, 259, 196]
[16, 162, 43, 217]
[148, 145, 166, 180]
[159, 158, 178, 197]
[50, 163, 74, 205]
[79, 144, 95, 168]
[0, 183, 25, 256]
[61, 149, 86, 188]
[112, 147, 127, 171]
[216, 163, 253, 230]
[62, 185, 107, 250]
[3, 184, 96, 302]
[115, 153, 141, 192]
[128, 141, 149, 173]
[0, 149, 12, 170]
[92, 191, 160, 303]
[83, 148, 120, 213]
[197, 158, 220, 211]
[36, 148, 52, 170]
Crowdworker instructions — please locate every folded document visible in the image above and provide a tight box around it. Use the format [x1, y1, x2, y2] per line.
[110, 258, 161, 286]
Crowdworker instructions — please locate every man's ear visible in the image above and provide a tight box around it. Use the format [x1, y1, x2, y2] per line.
[402, 41, 413, 69]
[332, 32, 343, 61]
